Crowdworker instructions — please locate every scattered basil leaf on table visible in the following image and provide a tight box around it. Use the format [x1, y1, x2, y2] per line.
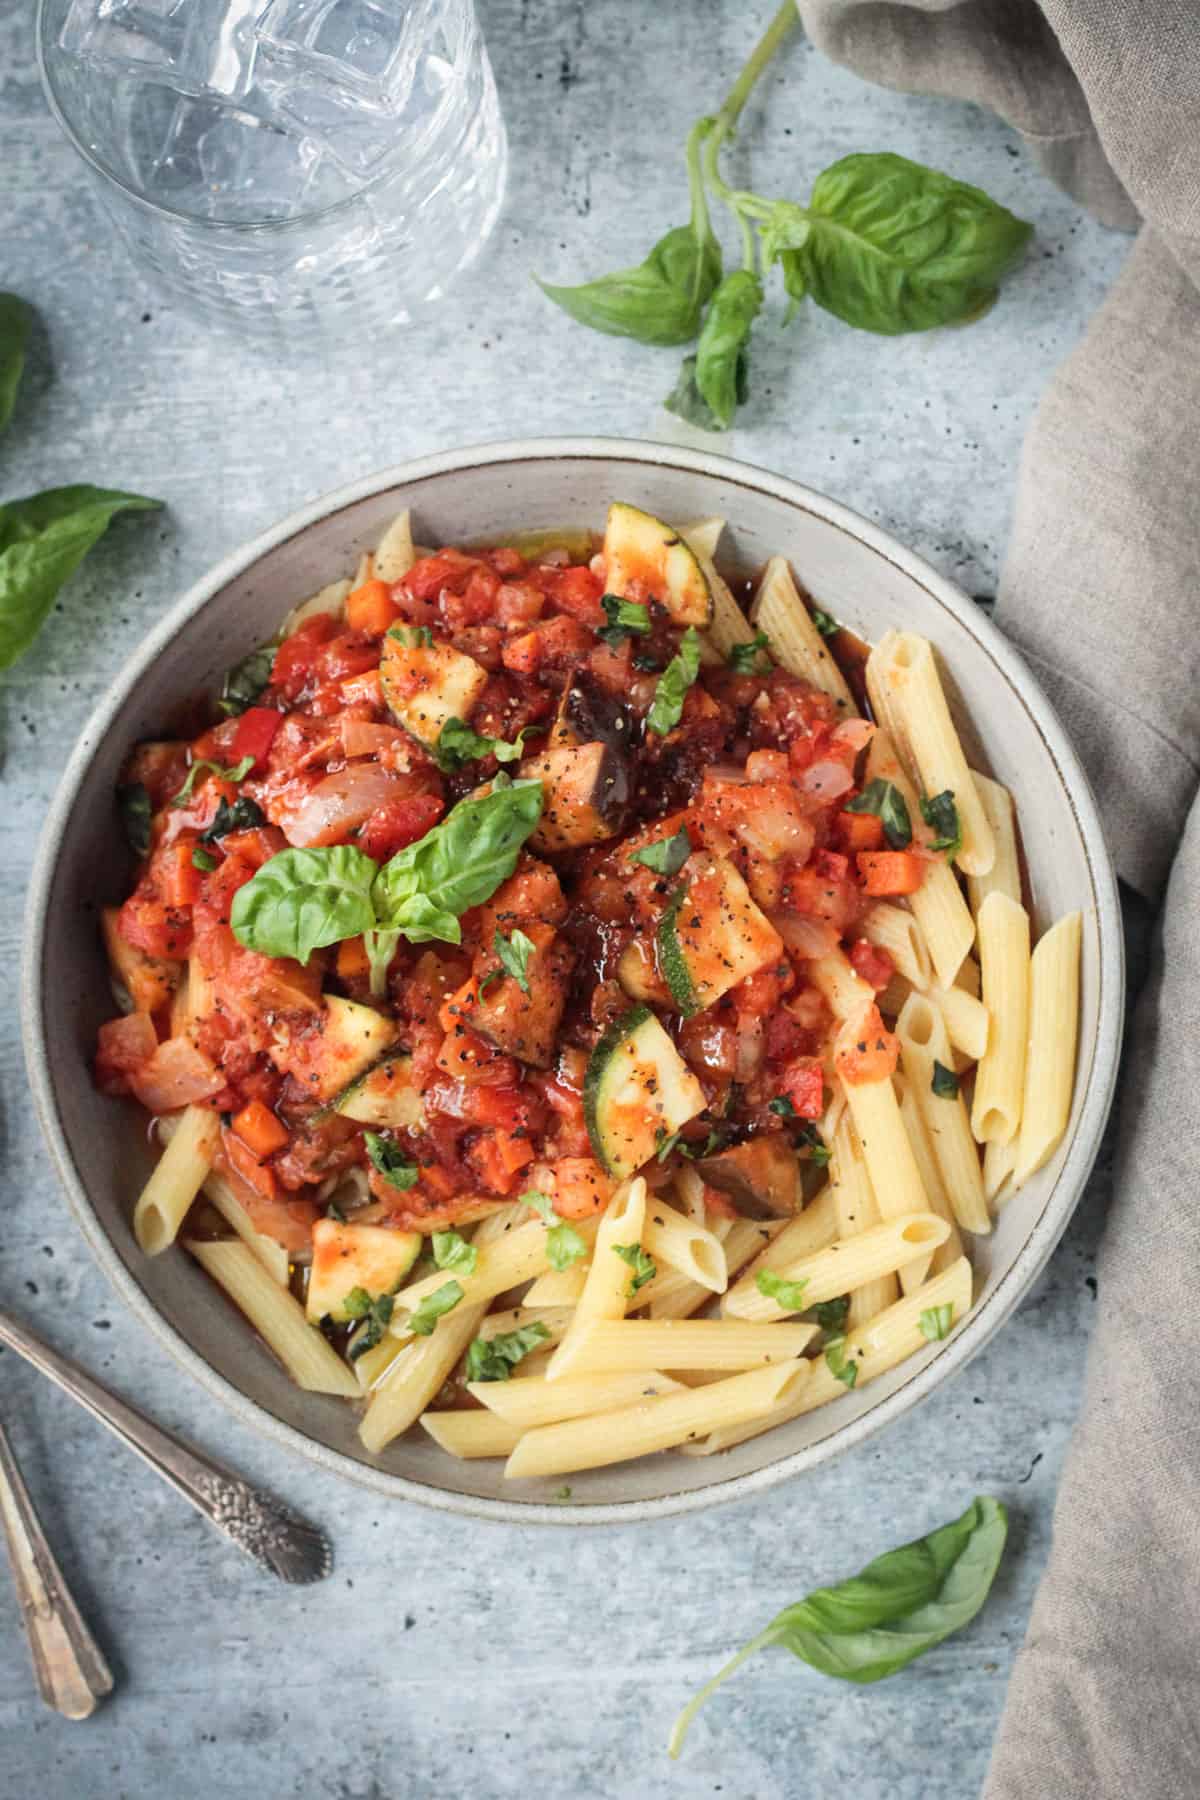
[727, 631, 772, 674]
[920, 1303, 954, 1342]
[0, 486, 162, 670]
[521, 1189, 588, 1271]
[756, 1269, 809, 1311]
[465, 1322, 551, 1382]
[434, 715, 537, 772]
[408, 1280, 464, 1336]
[432, 1230, 478, 1276]
[493, 927, 536, 995]
[364, 1132, 421, 1192]
[170, 754, 254, 807]
[646, 628, 702, 734]
[931, 1060, 960, 1098]
[118, 783, 152, 858]
[690, 268, 762, 430]
[0, 293, 31, 438]
[537, 223, 722, 347]
[845, 778, 913, 849]
[669, 1495, 1008, 1756]
[920, 788, 962, 856]
[613, 1242, 657, 1297]
[219, 643, 275, 716]
[628, 825, 691, 877]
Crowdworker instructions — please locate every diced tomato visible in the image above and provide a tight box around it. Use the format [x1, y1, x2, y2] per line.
[346, 577, 401, 635]
[835, 1005, 900, 1086]
[501, 613, 594, 676]
[552, 1156, 614, 1218]
[231, 1098, 289, 1159]
[357, 792, 445, 862]
[458, 1085, 537, 1133]
[117, 885, 193, 960]
[488, 546, 527, 578]
[315, 632, 382, 688]
[848, 938, 895, 992]
[765, 1010, 805, 1062]
[442, 565, 501, 632]
[129, 1036, 225, 1112]
[94, 1012, 158, 1094]
[777, 1056, 826, 1119]
[494, 581, 545, 628]
[230, 706, 283, 772]
[779, 861, 861, 933]
[270, 615, 337, 700]
[546, 562, 605, 626]
[436, 1026, 519, 1087]
[160, 840, 201, 910]
[468, 1129, 535, 1194]
[812, 848, 849, 883]
[400, 548, 480, 604]
[439, 977, 479, 1036]
[857, 850, 924, 896]
[732, 962, 793, 1019]
[834, 808, 885, 853]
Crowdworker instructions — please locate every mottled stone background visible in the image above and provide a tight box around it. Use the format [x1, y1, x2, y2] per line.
[0, 3, 1133, 1794]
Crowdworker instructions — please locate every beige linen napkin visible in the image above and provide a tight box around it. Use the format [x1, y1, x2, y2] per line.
[793, 2, 1200, 1793]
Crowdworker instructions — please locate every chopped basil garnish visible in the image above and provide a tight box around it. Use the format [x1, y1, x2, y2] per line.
[628, 824, 691, 878]
[810, 608, 839, 638]
[364, 1131, 421, 1191]
[919, 1303, 954, 1342]
[598, 591, 652, 646]
[931, 1060, 960, 1098]
[727, 631, 772, 674]
[408, 1280, 464, 1336]
[200, 794, 266, 843]
[345, 1287, 396, 1358]
[613, 1242, 657, 1296]
[218, 643, 274, 717]
[388, 624, 433, 648]
[192, 846, 219, 873]
[813, 1296, 849, 1334]
[493, 926, 536, 996]
[521, 1190, 588, 1271]
[646, 627, 702, 735]
[824, 1335, 858, 1388]
[845, 778, 912, 849]
[768, 1095, 796, 1119]
[465, 1321, 551, 1382]
[756, 1269, 809, 1311]
[432, 1230, 478, 1276]
[171, 754, 253, 808]
[920, 789, 962, 857]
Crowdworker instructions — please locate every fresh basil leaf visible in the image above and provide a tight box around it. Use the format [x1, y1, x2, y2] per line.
[845, 778, 912, 850]
[432, 1230, 478, 1276]
[200, 794, 266, 843]
[372, 776, 544, 947]
[632, 649, 663, 673]
[219, 643, 275, 717]
[231, 844, 380, 963]
[345, 1288, 396, 1358]
[521, 1189, 588, 1272]
[756, 1269, 809, 1312]
[798, 1123, 831, 1167]
[118, 783, 152, 858]
[598, 591, 652, 646]
[538, 224, 722, 348]
[0, 293, 31, 438]
[364, 927, 400, 999]
[931, 1060, 959, 1099]
[728, 631, 772, 674]
[664, 355, 724, 433]
[494, 926, 536, 996]
[0, 486, 163, 670]
[813, 1296, 849, 1334]
[388, 624, 433, 648]
[790, 154, 1033, 335]
[192, 846, 219, 873]
[613, 1242, 657, 1297]
[655, 1128, 682, 1162]
[629, 825, 691, 878]
[920, 789, 962, 857]
[171, 754, 254, 808]
[669, 1496, 1008, 1755]
[810, 607, 839, 638]
[465, 1321, 551, 1382]
[824, 1334, 859, 1388]
[408, 1280, 464, 1336]
[919, 1303, 954, 1342]
[646, 627, 702, 735]
[768, 1095, 796, 1119]
[365, 1131, 421, 1191]
[694, 269, 763, 430]
[435, 715, 538, 772]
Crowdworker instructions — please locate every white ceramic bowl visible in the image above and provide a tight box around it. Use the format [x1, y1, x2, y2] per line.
[22, 438, 1123, 1523]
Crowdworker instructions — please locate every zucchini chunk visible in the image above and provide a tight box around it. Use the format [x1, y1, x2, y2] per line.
[549, 665, 637, 755]
[658, 853, 784, 1016]
[583, 1004, 706, 1178]
[521, 742, 630, 852]
[335, 1051, 425, 1130]
[694, 1137, 802, 1221]
[276, 995, 397, 1105]
[469, 922, 574, 1067]
[602, 502, 713, 629]
[306, 1219, 422, 1323]
[380, 632, 488, 747]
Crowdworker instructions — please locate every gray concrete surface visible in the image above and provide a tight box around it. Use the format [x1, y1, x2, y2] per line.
[0, 3, 1134, 1794]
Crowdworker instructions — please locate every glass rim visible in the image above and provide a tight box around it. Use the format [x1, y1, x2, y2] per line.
[34, 0, 477, 233]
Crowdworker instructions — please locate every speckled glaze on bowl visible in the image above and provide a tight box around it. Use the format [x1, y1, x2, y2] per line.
[21, 439, 1123, 1524]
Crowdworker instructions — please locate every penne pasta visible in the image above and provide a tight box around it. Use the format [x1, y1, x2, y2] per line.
[895, 993, 991, 1234]
[134, 1105, 221, 1256]
[830, 1112, 899, 1329]
[971, 892, 1032, 1146]
[865, 730, 976, 987]
[642, 1218, 784, 1319]
[751, 556, 856, 713]
[723, 1212, 949, 1323]
[681, 520, 757, 658]
[967, 770, 1022, 911]
[894, 1073, 964, 1274]
[835, 1012, 933, 1291]
[475, 1306, 574, 1347]
[522, 1266, 589, 1309]
[641, 1199, 727, 1293]
[984, 1137, 1018, 1210]
[470, 1368, 686, 1429]
[419, 1411, 522, 1460]
[1014, 912, 1083, 1186]
[202, 1170, 290, 1286]
[372, 507, 417, 583]
[546, 1180, 647, 1380]
[728, 1188, 839, 1305]
[389, 1214, 598, 1334]
[554, 1318, 817, 1376]
[861, 902, 932, 989]
[809, 949, 876, 1022]
[185, 1239, 359, 1396]
[938, 982, 990, 1063]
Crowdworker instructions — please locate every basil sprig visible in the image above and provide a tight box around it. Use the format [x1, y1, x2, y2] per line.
[230, 776, 545, 986]
[465, 1321, 551, 1382]
[434, 716, 538, 772]
[669, 1495, 1008, 1757]
[646, 628, 702, 735]
[846, 778, 913, 849]
[755, 1269, 809, 1312]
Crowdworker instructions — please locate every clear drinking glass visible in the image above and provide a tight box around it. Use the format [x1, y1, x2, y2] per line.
[36, 0, 508, 336]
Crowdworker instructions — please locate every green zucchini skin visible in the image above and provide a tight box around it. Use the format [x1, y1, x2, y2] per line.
[657, 885, 698, 1016]
[584, 1004, 653, 1174]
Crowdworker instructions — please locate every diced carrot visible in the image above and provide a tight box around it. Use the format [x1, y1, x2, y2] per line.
[835, 808, 885, 853]
[231, 1098, 289, 1159]
[346, 577, 401, 635]
[161, 841, 201, 910]
[438, 977, 479, 1035]
[469, 1130, 534, 1193]
[857, 850, 924, 896]
[551, 1156, 614, 1218]
[336, 935, 371, 981]
[222, 1126, 279, 1201]
[495, 1130, 536, 1177]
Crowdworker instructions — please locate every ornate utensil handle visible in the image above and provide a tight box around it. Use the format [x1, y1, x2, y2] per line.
[0, 1419, 114, 1718]
[0, 1309, 331, 1585]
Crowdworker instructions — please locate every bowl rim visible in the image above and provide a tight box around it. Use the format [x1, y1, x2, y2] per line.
[21, 435, 1124, 1525]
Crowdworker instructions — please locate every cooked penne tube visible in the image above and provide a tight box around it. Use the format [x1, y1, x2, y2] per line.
[955, 953, 982, 996]
[135, 1105, 221, 1256]
[678, 515, 725, 563]
[809, 950, 875, 1022]
[861, 902, 932, 989]
[984, 1137, 1018, 1209]
[419, 1410, 522, 1459]
[938, 983, 990, 1062]
[202, 1169, 289, 1285]
[830, 1112, 899, 1328]
[681, 1256, 974, 1455]
[896, 993, 991, 1234]
[554, 1318, 818, 1375]
[967, 771, 1022, 911]
[350, 1327, 409, 1392]
[751, 556, 856, 713]
[503, 1359, 811, 1479]
[682, 522, 757, 657]
[971, 892, 1031, 1145]
[1014, 912, 1082, 1185]
[522, 1266, 589, 1308]
[641, 1199, 727, 1293]
[644, 1218, 784, 1318]
[476, 1306, 574, 1347]
[186, 1239, 359, 1396]
[894, 1073, 964, 1273]
[865, 730, 976, 986]
[373, 507, 416, 583]
[470, 1368, 685, 1428]
[281, 576, 350, 636]
[728, 1188, 839, 1302]
[389, 1214, 597, 1332]
[546, 1179, 647, 1380]
[724, 1213, 949, 1323]
[835, 1013, 932, 1290]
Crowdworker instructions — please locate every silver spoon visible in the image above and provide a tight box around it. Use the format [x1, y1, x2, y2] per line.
[0, 1308, 332, 1586]
[0, 1417, 114, 1718]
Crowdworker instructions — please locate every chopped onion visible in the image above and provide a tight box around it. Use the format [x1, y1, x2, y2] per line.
[771, 912, 840, 959]
[281, 764, 405, 847]
[339, 719, 408, 760]
[799, 759, 855, 802]
[832, 718, 876, 753]
[128, 1037, 224, 1112]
